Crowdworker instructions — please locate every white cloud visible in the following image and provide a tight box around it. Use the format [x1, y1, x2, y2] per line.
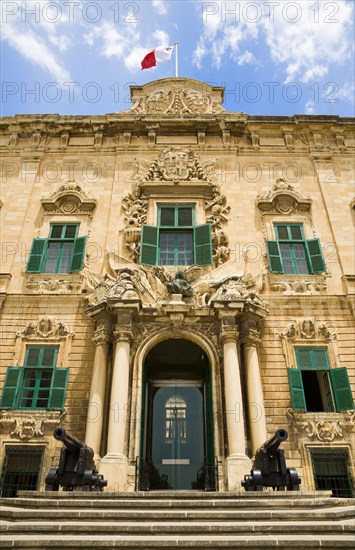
[193, 0, 354, 85]
[152, 1, 167, 16]
[262, 0, 354, 83]
[152, 29, 170, 46]
[336, 81, 355, 103]
[1, 0, 72, 82]
[2, 24, 71, 82]
[237, 51, 256, 65]
[305, 99, 316, 114]
[193, 1, 260, 69]
[84, 21, 165, 72]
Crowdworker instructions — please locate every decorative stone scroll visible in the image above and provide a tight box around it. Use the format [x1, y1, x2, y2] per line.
[127, 80, 227, 115]
[41, 182, 97, 215]
[286, 408, 355, 442]
[0, 410, 67, 440]
[256, 177, 312, 215]
[281, 318, 337, 341]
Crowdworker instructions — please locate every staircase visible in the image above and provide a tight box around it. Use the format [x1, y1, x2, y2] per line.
[1, 490, 354, 549]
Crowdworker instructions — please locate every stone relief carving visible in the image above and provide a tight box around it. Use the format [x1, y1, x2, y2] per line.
[84, 264, 165, 306]
[270, 275, 327, 295]
[17, 317, 74, 340]
[286, 409, 355, 442]
[281, 318, 337, 341]
[138, 148, 214, 183]
[25, 275, 82, 294]
[205, 190, 231, 266]
[128, 84, 226, 115]
[84, 250, 267, 315]
[41, 182, 97, 215]
[208, 274, 269, 311]
[121, 147, 230, 266]
[0, 410, 67, 440]
[256, 177, 312, 215]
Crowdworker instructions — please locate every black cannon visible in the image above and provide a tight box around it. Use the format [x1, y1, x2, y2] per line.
[45, 428, 107, 491]
[241, 429, 301, 491]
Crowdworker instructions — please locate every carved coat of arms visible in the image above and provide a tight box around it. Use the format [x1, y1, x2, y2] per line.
[159, 149, 194, 181]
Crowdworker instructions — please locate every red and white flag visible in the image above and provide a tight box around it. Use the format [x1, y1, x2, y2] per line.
[141, 45, 174, 70]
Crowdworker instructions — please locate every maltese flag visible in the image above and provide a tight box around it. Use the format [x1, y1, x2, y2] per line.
[141, 45, 174, 70]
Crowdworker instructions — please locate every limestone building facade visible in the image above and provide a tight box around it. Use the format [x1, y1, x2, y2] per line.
[0, 78, 354, 495]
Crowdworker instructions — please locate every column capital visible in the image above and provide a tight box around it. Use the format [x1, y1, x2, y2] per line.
[113, 326, 133, 343]
[92, 328, 112, 346]
[239, 317, 261, 346]
[220, 326, 239, 344]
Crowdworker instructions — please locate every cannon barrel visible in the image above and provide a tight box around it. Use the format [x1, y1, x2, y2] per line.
[261, 429, 288, 455]
[54, 427, 87, 454]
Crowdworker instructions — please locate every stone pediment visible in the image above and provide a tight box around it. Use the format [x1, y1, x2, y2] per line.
[128, 78, 226, 115]
[256, 178, 311, 215]
[41, 182, 97, 214]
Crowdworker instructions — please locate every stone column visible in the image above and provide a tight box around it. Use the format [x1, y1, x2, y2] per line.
[222, 327, 247, 457]
[99, 321, 132, 491]
[85, 320, 111, 460]
[106, 328, 132, 456]
[220, 320, 251, 490]
[241, 319, 267, 456]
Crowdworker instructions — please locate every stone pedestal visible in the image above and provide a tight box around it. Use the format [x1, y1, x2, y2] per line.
[226, 454, 252, 491]
[98, 454, 128, 492]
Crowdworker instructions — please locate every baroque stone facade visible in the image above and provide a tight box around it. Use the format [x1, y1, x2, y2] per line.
[0, 78, 354, 495]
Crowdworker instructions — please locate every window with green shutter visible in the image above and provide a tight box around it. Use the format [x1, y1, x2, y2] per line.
[140, 205, 212, 266]
[266, 224, 326, 274]
[26, 224, 86, 274]
[288, 347, 354, 412]
[0, 346, 68, 411]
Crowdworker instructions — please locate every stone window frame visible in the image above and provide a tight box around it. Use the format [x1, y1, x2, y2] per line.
[300, 442, 355, 493]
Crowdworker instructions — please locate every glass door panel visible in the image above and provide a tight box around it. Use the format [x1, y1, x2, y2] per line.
[149, 384, 204, 490]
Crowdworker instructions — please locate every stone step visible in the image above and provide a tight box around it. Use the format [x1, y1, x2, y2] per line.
[1, 519, 354, 535]
[17, 490, 332, 500]
[0, 533, 354, 549]
[4, 494, 351, 510]
[2, 504, 354, 522]
[1, 492, 353, 549]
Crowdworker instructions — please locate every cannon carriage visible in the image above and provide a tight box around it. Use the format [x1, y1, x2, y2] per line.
[242, 429, 301, 491]
[45, 428, 107, 492]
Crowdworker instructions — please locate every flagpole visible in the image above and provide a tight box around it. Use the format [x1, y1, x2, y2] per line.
[174, 41, 178, 77]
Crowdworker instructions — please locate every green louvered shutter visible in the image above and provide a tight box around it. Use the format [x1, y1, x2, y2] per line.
[288, 368, 306, 411]
[266, 240, 283, 273]
[312, 349, 329, 369]
[306, 238, 326, 273]
[70, 236, 86, 272]
[26, 239, 46, 272]
[0, 368, 22, 408]
[140, 225, 158, 265]
[48, 368, 69, 410]
[330, 368, 354, 411]
[296, 348, 313, 369]
[195, 224, 212, 266]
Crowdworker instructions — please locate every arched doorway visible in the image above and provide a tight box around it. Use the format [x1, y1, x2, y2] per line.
[139, 339, 214, 490]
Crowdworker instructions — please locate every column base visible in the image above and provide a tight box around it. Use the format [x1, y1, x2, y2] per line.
[226, 454, 252, 491]
[99, 454, 129, 492]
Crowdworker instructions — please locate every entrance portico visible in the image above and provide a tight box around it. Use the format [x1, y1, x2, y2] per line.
[84, 271, 269, 492]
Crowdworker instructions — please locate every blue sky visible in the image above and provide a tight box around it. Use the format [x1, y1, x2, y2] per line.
[1, 0, 354, 116]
